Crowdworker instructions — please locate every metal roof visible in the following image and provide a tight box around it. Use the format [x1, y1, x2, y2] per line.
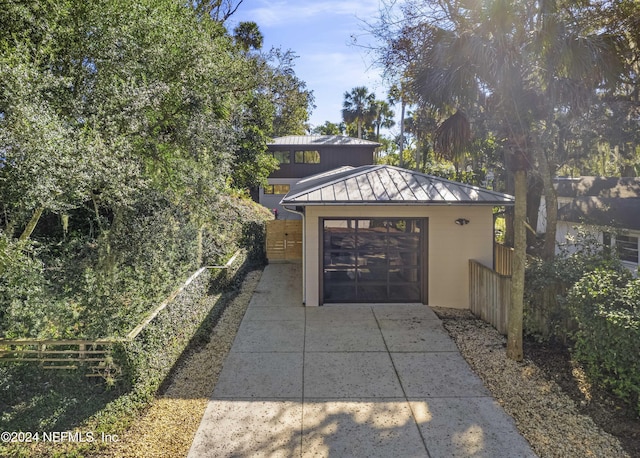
[268, 135, 381, 147]
[555, 176, 640, 198]
[558, 197, 640, 231]
[281, 165, 515, 206]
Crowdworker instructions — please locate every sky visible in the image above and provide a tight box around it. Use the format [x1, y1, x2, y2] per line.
[228, 0, 391, 132]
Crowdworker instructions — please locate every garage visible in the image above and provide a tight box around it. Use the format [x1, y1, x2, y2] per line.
[280, 164, 514, 308]
[322, 218, 426, 303]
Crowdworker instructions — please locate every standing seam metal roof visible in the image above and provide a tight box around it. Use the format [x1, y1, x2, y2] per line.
[268, 135, 381, 147]
[281, 165, 515, 206]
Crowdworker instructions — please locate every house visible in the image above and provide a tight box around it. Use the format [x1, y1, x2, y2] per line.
[280, 164, 515, 308]
[537, 176, 640, 271]
[258, 135, 380, 219]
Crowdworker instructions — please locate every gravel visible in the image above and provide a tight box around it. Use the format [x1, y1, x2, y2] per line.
[433, 307, 630, 458]
[93, 271, 628, 457]
[93, 269, 263, 458]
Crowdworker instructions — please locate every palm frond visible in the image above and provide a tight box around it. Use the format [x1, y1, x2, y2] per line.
[434, 110, 471, 165]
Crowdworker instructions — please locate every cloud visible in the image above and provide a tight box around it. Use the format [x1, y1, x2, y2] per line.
[245, 0, 382, 27]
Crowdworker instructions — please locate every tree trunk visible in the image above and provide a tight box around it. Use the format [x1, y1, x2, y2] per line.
[399, 100, 405, 169]
[18, 207, 44, 241]
[507, 168, 526, 361]
[536, 147, 558, 261]
[504, 168, 515, 247]
[526, 174, 543, 248]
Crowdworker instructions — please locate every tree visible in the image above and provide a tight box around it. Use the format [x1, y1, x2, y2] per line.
[233, 21, 263, 51]
[263, 48, 315, 137]
[387, 84, 409, 168]
[191, 0, 244, 22]
[342, 86, 375, 139]
[528, 0, 628, 261]
[372, 100, 395, 143]
[434, 110, 471, 177]
[312, 121, 345, 135]
[0, 0, 313, 241]
[374, 0, 633, 359]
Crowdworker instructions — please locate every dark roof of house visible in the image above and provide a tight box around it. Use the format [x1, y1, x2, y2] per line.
[555, 176, 640, 198]
[557, 197, 640, 230]
[268, 135, 381, 147]
[281, 165, 515, 206]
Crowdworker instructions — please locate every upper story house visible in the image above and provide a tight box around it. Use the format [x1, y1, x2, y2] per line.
[537, 176, 640, 273]
[257, 135, 380, 219]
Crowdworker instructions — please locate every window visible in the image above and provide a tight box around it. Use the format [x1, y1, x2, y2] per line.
[264, 184, 290, 195]
[322, 218, 424, 303]
[294, 150, 320, 164]
[616, 235, 639, 263]
[272, 151, 290, 164]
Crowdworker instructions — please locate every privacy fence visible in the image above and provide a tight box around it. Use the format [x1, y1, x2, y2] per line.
[469, 243, 514, 335]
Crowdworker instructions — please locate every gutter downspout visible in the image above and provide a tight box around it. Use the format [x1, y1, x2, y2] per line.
[282, 205, 306, 305]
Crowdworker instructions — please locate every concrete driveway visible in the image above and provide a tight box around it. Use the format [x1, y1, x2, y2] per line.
[188, 263, 536, 457]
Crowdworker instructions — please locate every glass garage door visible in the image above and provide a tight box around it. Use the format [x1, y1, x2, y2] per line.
[322, 218, 425, 303]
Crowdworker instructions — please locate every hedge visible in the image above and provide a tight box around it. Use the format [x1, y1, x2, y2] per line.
[112, 249, 251, 397]
[0, 193, 272, 339]
[568, 269, 640, 416]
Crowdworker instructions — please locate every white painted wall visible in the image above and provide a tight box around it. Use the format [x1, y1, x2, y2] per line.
[301, 205, 495, 309]
[554, 222, 603, 255]
[536, 196, 573, 233]
[556, 222, 639, 276]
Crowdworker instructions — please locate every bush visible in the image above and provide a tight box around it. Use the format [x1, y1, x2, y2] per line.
[114, 250, 248, 391]
[524, 229, 626, 342]
[0, 191, 271, 339]
[0, 234, 56, 338]
[568, 269, 640, 416]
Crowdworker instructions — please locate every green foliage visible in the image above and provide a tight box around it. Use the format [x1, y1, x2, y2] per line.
[0, 0, 298, 339]
[524, 228, 640, 413]
[568, 270, 640, 416]
[342, 86, 377, 139]
[0, 362, 122, 452]
[0, 235, 50, 338]
[115, 252, 243, 390]
[0, 1, 295, 453]
[0, 193, 270, 339]
[312, 121, 345, 136]
[0, 216, 268, 456]
[524, 229, 626, 342]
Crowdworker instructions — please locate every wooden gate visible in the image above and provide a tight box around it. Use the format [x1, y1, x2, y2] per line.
[266, 220, 303, 261]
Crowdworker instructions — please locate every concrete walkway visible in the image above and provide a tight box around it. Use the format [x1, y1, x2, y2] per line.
[188, 264, 536, 457]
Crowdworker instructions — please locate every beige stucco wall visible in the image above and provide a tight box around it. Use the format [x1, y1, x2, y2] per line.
[301, 205, 495, 309]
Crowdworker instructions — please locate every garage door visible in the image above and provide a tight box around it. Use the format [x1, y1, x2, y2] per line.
[322, 218, 426, 303]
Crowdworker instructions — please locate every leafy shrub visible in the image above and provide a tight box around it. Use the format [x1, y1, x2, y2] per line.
[0, 234, 57, 338]
[111, 250, 249, 416]
[1, 192, 271, 339]
[568, 269, 640, 416]
[524, 229, 626, 342]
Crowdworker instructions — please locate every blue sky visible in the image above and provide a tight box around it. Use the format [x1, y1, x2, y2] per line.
[229, 0, 390, 131]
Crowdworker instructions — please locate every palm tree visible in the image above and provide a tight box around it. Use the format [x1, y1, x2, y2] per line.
[385, 0, 626, 360]
[529, 1, 626, 261]
[342, 86, 375, 139]
[434, 110, 471, 177]
[372, 100, 395, 143]
[233, 21, 263, 51]
[387, 84, 407, 168]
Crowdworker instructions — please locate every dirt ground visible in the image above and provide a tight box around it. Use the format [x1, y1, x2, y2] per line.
[525, 339, 640, 457]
